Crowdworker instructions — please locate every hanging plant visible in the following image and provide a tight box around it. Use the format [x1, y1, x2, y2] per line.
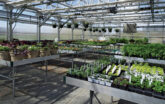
[95, 28, 98, 31]
[74, 22, 79, 28]
[115, 29, 120, 33]
[108, 27, 112, 32]
[52, 24, 57, 28]
[59, 24, 63, 28]
[83, 21, 89, 28]
[89, 28, 92, 32]
[104, 29, 107, 32]
[102, 28, 106, 32]
[67, 23, 72, 28]
[83, 28, 87, 31]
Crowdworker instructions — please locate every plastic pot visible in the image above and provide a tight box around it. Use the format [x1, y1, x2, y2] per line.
[134, 87, 144, 94]
[119, 85, 127, 90]
[143, 88, 152, 96]
[128, 85, 136, 92]
[152, 91, 164, 99]
[99, 80, 105, 86]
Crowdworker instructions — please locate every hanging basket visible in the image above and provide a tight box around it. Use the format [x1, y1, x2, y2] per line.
[27, 50, 39, 58]
[52, 24, 57, 28]
[10, 51, 27, 61]
[67, 23, 72, 28]
[74, 23, 79, 28]
[108, 27, 112, 32]
[0, 51, 10, 61]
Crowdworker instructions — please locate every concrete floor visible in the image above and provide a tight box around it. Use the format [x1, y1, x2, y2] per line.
[0, 58, 136, 104]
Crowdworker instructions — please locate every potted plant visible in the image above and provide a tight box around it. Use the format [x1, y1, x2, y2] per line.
[74, 22, 79, 28]
[119, 78, 129, 90]
[129, 39, 135, 43]
[162, 84, 165, 97]
[0, 46, 10, 61]
[105, 79, 112, 87]
[102, 28, 106, 32]
[27, 45, 40, 58]
[82, 72, 88, 80]
[93, 74, 99, 84]
[108, 27, 112, 32]
[10, 45, 28, 61]
[152, 81, 164, 99]
[115, 29, 120, 33]
[95, 28, 98, 32]
[142, 79, 152, 96]
[111, 77, 120, 88]
[83, 28, 87, 31]
[98, 74, 106, 85]
[50, 43, 58, 55]
[89, 28, 92, 32]
[88, 76, 94, 82]
[40, 46, 50, 57]
[52, 24, 57, 28]
[83, 21, 89, 28]
[67, 23, 72, 28]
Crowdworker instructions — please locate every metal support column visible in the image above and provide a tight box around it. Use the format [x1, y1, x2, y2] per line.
[6, 5, 9, 41]
[58, 18, 61, 41]
[45, 60, 48, 82]
[37, 16, 41, 42]
[147, 22, 150, 43]
[9, 8, 13, 41]
[82, 29, 85, 40]
[58, 26, 60, 41]
[72, 27, 74, 40]
[162, 20, 164, 43]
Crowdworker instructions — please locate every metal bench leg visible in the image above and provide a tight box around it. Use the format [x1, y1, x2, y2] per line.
[45, 60, 48, 82]
[12, 67, 15, 97]
[111, 96, 118, 104]
[90, 90, 94, 104]
[94, 93, 102, 104]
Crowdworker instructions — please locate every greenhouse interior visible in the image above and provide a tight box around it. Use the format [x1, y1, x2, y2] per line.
[0, 0, 165, 104]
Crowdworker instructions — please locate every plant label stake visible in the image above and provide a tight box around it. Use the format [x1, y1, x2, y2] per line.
[117, 67, 122, 76]
[129, 75, 132, 83]
[141, 74, 145, 84]
[106, 65, 111, 74]
[111, 65, 117, 74]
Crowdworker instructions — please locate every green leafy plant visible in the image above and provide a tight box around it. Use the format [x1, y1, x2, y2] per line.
[67, 23, 72, 28]
[52, 24, 57, 28]
[108, 27, 112, 32]
[102, 28, 106, 32]
[122, 44, 165, 60]
[17, 45, 28, 51]
[89, 28, 92, 32]
[152, 81, 163, 93]
[0, 46, 10, 51]
[119, 79, 129, 86]
[74, 22, 79, 28]
[115, 29, 120, 33]
[83, 21, 89, 28]
[28, 45, 39, 51]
